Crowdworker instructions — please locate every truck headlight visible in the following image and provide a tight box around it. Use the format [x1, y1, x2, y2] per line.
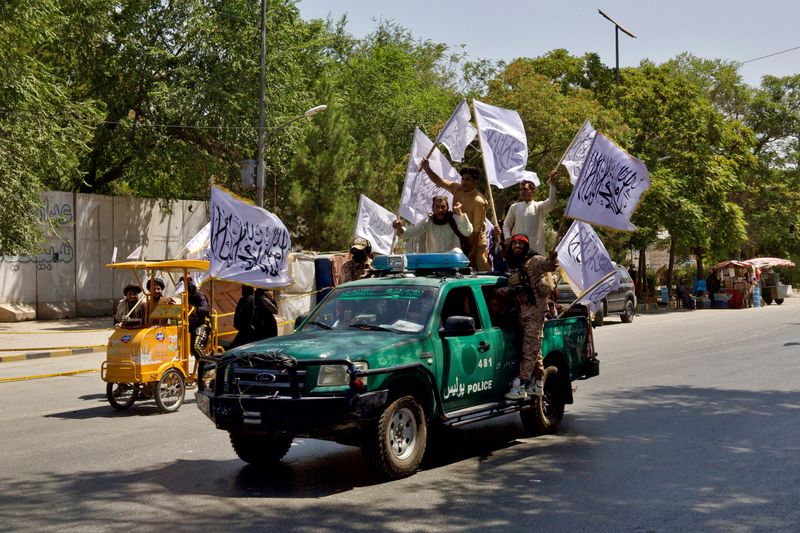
[317, 362, 368, 387]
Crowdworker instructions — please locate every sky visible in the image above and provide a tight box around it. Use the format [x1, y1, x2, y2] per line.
[296, 0, 800, 87]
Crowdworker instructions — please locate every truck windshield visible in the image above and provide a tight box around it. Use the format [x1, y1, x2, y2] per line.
[302, 286, 437, 333]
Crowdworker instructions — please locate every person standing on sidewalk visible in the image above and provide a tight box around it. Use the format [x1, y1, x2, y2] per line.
[501, 234, 558, 399]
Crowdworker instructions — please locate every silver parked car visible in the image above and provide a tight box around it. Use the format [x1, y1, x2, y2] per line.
[557, 264, 637, 326]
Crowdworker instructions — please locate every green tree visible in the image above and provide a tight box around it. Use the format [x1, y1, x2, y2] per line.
[0, 0, 102, 255]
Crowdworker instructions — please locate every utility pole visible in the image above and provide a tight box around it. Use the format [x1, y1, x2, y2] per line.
[256, 0, 267, 208]
[598, 9, 636, 84]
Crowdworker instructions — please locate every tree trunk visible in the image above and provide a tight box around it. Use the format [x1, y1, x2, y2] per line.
[695, 248, 704, 280]
[666, 237, 676, 299]
[637, 247, 647, 298]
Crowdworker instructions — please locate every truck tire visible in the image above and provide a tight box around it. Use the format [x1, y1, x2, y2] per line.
[520, 366, 565, 436]
[621, 298, 635, 323]
[107, 382, 138, 410]
[364, 395, 427, 480]
[229, 432, 293, 467]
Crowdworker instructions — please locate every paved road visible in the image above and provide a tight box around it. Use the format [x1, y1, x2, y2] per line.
[1, 302, 799, 532]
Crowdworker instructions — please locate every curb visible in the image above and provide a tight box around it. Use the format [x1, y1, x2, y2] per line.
[0, 345, 105, 363]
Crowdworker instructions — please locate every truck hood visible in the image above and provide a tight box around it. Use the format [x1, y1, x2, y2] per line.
[226, 329, 428, 362]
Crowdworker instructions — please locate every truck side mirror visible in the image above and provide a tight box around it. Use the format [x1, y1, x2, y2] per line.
[441, 316, 476, 337]
[294, 314, 307, 330]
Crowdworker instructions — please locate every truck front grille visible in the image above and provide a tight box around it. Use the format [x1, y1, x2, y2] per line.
[230, 365, 306, 398]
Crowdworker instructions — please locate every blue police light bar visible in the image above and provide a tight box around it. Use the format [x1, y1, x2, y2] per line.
[373, 253, 470, 272]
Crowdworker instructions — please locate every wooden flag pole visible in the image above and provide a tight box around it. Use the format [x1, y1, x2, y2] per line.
[473, 102, 499, 228]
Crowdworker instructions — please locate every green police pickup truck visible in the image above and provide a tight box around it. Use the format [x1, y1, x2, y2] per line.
[196, 253, 599, 479]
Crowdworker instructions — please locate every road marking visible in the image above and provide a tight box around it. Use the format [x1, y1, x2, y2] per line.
[0, 369, 98, 383]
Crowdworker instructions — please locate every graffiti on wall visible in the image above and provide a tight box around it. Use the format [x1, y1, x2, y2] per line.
[1, 198, 74, 270]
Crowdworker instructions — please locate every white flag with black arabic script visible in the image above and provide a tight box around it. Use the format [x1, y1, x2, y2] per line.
[560, 119, 597, 185]
[473, 99, 539, 189]
[564, 133, 650, 231]
[354, 195, 396, 255]
[398, 127, 461, 224]
[436, 99, 477, 163]
[209, 186, 291, 287]
[555, 220, 618, 312]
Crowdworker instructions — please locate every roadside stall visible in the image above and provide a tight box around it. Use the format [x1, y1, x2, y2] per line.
[744, 257, 795, 305]
[709, 260, 756, 309]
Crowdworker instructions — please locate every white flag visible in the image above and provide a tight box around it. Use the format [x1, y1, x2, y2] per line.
[354, 195, 396, 255]
[564, 133, 650, 231]
[435, 99, 477, 163]
[126, 245, 143, 260]
[184, 222, 210, 257]
[209, 186, 291, 287]
[560, 120, 597, 185]
[555, 220, 618, 312]
[111, 246, 118, 264]
[398, 128, 461, 224]
[473, 99, 539, 189]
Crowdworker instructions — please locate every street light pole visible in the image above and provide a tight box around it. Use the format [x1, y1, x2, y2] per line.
[598, 9, 636, 84]
[268, 104, 328, 208]
[256, 0, 267, 208]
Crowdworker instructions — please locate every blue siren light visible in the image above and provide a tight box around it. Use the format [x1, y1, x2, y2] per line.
[373, 253, 470, 272]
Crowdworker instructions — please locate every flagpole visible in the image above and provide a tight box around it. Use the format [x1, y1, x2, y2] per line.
[472, 102, 499, 228]
[557, 268, 617, 319]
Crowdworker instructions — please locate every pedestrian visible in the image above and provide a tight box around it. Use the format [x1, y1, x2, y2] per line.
[342, 237, 373, 282]
[182, 276, 211, 358]
[253, 288, 279, 341]
[392, 196, 473, 253]
[230, 285, 255, 348]
[501, 234, 558, 400]
[114, 284, 144, 329]
[419, 158, 490, 270]
[501, 170, 557, 256]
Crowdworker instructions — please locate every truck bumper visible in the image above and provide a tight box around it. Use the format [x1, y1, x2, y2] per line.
[195, 389, 389, 434]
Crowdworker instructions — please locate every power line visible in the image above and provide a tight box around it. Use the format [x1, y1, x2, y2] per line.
[740, 45, 800, 65]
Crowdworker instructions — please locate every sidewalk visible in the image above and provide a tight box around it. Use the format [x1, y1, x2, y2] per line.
[0, 316, 112, 363]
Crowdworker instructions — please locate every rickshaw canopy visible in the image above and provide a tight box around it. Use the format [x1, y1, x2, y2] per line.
[743, 257, 796, 269]
[105, 259, 210, 272]
[711, 260, 751, 271]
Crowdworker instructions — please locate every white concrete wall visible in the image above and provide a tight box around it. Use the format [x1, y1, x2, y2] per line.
[0, 192, 209, 321]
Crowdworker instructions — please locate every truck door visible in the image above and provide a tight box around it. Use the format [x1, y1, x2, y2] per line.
[439, 285, 498, 411]
[480, 284, 518, 399]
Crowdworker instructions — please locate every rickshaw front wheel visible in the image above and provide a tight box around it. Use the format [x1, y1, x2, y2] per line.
[155, 368, 186, 413]
[107, 382, 138, 411]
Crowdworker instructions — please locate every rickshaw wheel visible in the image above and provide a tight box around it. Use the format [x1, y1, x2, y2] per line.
[155, 368, 186, 413]
[107, 382, 138, 411]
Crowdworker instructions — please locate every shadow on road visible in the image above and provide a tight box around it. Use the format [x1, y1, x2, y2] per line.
[5, 386, 800, 530]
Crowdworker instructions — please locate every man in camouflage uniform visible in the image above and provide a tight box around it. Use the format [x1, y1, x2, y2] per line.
[342, 237, 373, 283]
[502, 234, 558, 399]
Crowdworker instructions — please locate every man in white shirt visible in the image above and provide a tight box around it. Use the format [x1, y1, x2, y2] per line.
[393, 196, 473, 253]
[501, 171, 557, 255]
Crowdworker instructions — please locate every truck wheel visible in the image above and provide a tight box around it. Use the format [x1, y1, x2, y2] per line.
[364, 396, 427, 480]
[520, 366, 565, 436]
[776, 298, 784, 305]
[106, 382, 138, 410]
[155, 368, 185, 413]
[229, 432, 293, 467]
[621, 299, 635, 323]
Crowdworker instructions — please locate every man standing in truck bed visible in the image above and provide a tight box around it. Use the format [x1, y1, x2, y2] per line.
[419, 158, 490, 271]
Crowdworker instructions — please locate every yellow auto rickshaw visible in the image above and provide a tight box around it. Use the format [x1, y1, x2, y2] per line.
[101, 259, 221, 413]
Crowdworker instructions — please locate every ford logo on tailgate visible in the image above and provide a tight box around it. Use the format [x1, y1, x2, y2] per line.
[255, 372, 277, 384]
